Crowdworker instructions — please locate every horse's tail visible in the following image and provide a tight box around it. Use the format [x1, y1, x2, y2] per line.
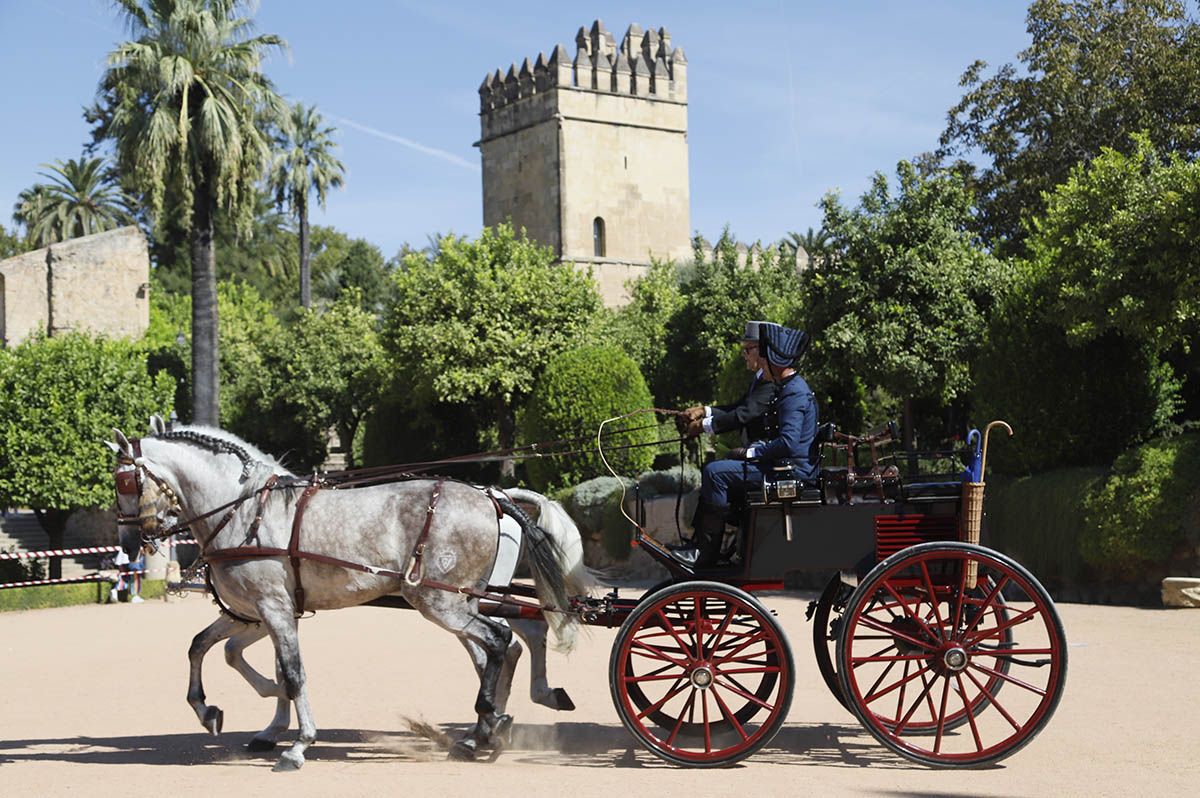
[499, 489, 591, 653]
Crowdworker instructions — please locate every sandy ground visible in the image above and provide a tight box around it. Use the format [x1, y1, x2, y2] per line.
[0, 591, 1196, 797]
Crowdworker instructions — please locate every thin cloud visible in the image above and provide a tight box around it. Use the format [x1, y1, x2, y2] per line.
[328, 114, 480, 172]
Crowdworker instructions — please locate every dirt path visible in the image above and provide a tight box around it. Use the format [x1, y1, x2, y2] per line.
[0, 593, 1195, 797]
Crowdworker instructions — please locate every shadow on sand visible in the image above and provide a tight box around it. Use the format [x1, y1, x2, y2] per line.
[0, 720, 1000, 771]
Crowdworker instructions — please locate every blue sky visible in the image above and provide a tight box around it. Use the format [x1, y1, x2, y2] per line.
[0, 1, 1031, 258]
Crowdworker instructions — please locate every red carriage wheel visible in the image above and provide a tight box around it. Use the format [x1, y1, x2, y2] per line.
[610, 581, 794, 767]
[812, 574, 852, 710]
[813, 572, 1013, 731]
[837, 542, 1067, 767]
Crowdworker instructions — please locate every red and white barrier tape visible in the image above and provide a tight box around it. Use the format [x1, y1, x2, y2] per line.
[0, 545, 120, 561]
[0, 573, 107, 590]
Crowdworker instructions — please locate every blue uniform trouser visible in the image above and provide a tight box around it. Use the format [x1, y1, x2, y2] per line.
[701, 459, 767, 509]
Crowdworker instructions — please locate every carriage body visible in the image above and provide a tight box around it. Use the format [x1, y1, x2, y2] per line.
[611, 462, 1068, 769]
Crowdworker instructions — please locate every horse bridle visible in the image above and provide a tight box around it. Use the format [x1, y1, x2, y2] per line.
[115, 438, 186, 553]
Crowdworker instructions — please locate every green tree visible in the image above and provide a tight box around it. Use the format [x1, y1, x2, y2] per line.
[595, 258, 684, 400]
[251, 292, 387, 469]
[268, 102, 346, 308]
[95, 0, 287, 425]
[0, 334, 174, 577]
[658, 230, 804, 407]
[0, 223, 23, 259]
[1026, 134, 1200, 352]
[940, 0, 1200, 250]
[808, 161, 1010, 447]
[781, 226, 831, 265]
[315, 238, 391, 312]
[384, 224, 602, 476]
[11, 157, 134, 247]
[521, 345, 657, 491]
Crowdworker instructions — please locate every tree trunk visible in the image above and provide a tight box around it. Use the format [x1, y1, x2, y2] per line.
[299, 195, 311, 308]
[191, 181, 220, 426]
[497, 397, 516, 480]
[33, 508, 70, 581]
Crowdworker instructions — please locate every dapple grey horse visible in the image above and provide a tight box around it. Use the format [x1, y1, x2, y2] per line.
[175, 487, 590, 752]
[110, 419, 580, 770]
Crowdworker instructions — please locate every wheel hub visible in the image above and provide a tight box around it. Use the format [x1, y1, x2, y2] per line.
[942, 646, 968, 672]
[689, 665, 714, 689]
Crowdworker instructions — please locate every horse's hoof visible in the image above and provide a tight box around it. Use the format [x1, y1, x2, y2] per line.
[247, 738, 277, 752]
[552, 688, 576, 712]
[447, 739, 476, 762]
[491, 714, 514, 749]
[203, 707, 224, 736]
[272, 753, 303, 772]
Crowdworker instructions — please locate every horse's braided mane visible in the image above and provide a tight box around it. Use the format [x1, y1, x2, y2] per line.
[154, 429, 257, 480]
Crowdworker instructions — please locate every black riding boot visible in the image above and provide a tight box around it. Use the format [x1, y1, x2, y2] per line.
[671, 503, 727, 568]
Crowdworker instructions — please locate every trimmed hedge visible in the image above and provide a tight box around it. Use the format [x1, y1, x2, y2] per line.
[0, 579, 165, 612]
[985, 468, 1107, 589]
[521, 345, 657, 491]
[1083, 432, 1200, 578]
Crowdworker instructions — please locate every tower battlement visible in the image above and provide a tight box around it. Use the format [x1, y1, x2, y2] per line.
[479, 20, 687, 115]
[477, 20, 691, 305]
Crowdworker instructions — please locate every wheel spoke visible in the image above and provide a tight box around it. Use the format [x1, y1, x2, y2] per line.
[969, 661, 1046, 697]
[856, 614, 938, 652]
[704, 602, 738, 655]
[919, 561, 948, 635]
[964, 667, 1023, 732]
[892, 668, 939, 735]
[710, 630, 769, 664]
[630, 638, 689, 668]
[666, 689, 698, 746]
[714, 665, 782, 677]
[851, 653, 926, 664]
[863, 659, 932, 706]
[864, 657, 898, 700]
[634, 678, 689, 720]
[933, 672, 951, 754]
[702, 689, 712, 753]
[882, 582, 942, 644]
[713, 677, 777, 712]
[710, 682, 750, 741]
[955, 673, 984, 752]
[964, 604, 1040, 647]
[961, 574, 1010, 639]
[655, 609, 697, 665]
[693, 596, 704, 660]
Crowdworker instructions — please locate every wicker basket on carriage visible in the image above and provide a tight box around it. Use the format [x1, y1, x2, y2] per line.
[960, 420, 1012, 589]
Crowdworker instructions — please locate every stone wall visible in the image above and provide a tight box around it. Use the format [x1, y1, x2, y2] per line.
[478, 20, 690, 306]
[0, 225, 150, 345]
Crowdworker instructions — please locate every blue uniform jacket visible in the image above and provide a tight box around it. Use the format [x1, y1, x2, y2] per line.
[748, 374, 819, 480]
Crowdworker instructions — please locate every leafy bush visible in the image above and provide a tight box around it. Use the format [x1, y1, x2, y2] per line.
[0, 333, 174, 575]
[972, 297, 1177, 473]
[0, 548, 45, 585]
[560, 476, 635, 560]
[1082, 433, 1200, 578]
[521, 345, 657, 491]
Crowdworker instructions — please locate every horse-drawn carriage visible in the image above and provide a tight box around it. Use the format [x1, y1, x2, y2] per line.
[111, 414, 1066, 771]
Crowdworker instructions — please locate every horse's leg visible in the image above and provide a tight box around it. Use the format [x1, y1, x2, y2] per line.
[219, 624, 292, 752]
[260, 610, 315, 772]
[246, 659, 293, 753]
[448, 613, 514, 761]
[510, 618, 575, 711]
[187, 614, 244, 734]
[492, 619, 523, 716]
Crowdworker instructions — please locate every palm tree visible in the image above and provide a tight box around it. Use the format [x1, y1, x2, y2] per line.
[96, 0, 286, 425]
[269, 103, 345, 308]
[781, 226, 832, 269]
[12, 157, 134, 248]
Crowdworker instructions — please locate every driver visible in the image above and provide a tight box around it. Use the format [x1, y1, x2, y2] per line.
[678, 320, 777, 443]
[673, 322, 818, 568]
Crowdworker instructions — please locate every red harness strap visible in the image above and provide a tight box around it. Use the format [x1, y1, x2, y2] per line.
[289, 484, 321, 614]
[404, 479, 445, 586]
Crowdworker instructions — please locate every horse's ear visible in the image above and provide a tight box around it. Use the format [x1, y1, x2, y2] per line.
[149, 415, 167, 436]
[104, 440, 121, 454]
[113, 429, 133, 458]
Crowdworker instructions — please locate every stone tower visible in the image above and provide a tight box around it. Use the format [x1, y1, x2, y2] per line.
[478, 20, 691, 305]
